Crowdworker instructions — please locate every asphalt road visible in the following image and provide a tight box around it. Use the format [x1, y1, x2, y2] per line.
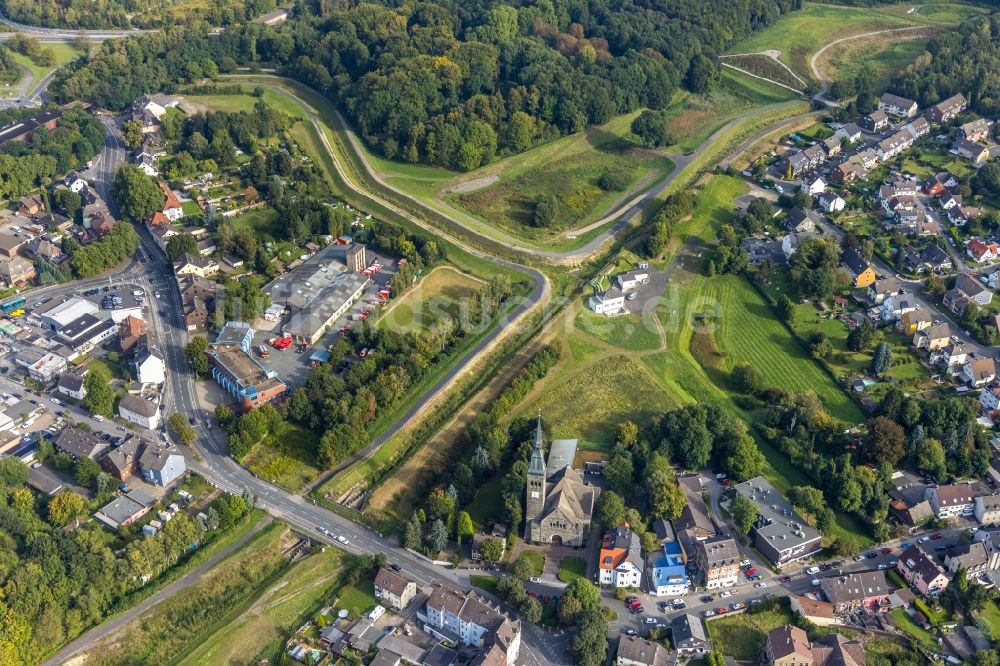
[0, 11, 143, 41]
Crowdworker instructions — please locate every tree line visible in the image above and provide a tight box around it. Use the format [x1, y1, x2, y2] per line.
[54, 0, 799, 169]
[0, 457, 255, 665]
[0, 0, 276, 29]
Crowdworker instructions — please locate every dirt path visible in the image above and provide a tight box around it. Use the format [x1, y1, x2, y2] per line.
[559, 169, 661, 239]
[809, 25, 933, 94]
[720, 51, 808, 87]
[719, 62, 805, 95]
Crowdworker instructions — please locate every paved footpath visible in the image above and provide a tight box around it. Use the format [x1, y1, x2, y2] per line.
[42, 515, 275, 666]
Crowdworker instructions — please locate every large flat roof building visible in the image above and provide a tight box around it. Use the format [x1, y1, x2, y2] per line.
[207, 343, 286, 412]
[733, 476, 822, 566]
[266, 245, 370, 345]
[38, 296, 99, 332]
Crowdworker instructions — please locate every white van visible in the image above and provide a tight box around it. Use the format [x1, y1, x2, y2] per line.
[805, 566, 820, 575]
[92, 414, 104, 422]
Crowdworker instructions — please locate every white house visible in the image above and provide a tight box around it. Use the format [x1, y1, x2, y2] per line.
[134, 344, 166, 385]
[963, 358, 997, 387]
[56, 372, 86, 401]
[801, 176, 826, 195]
[981, 385, 1000, 413]
[64, 172, 88, 193]
[421, 581, 521, 664]
[816, 191, 845, 213]
[118, 393, 161, 430]
[588, 286, 626, 316]
[975, 495, 1000, 525]
[927, 484, 978, 518]
[599, 523, 644, 588]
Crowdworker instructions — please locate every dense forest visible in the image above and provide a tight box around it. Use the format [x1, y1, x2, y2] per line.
[54, 0, 800, 170]
[892, 13, 1000, 116]
[0, 0, 276, 29]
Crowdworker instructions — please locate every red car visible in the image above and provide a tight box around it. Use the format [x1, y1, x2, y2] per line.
[779, 576, 791, 583]
[881, 548, 893, 554]
[721, 479, 731, 486]
[529, 591, 537, 598]
[716, 607, 729, 614]
[931, 533, 943, 540]
[746, 569, 757, 576]
[628, 600, 642, 609]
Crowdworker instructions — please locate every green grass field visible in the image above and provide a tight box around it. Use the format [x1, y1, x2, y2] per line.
[706, 602, 796, 660]
[558, 556, 587, 583]
[241, 425, 322, 493]
[889, 608, 939, 648]
[0, 44, 81, 98]
[520, 550, 545, 576]
[449, 111, 674, 241]
[574, 309, 662, 352]
[821, 33, 937, 92]
[177, 542, 346, 665]
[725, 1, 981, 81]
[185, 88, 309, 122]
[471, 575, 500, 597]
[379, 266, 482, 336]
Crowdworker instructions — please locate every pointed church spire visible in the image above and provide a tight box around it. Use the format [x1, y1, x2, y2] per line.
[528, 414, 546, 476]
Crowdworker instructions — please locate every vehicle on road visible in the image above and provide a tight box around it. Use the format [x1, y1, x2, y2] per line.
[716, 607, 729, 614]
[779, 576, 791, 583]
[336, 535, 348, 545]
[390, 563, 402, 572]
[624, 629, 636, 636]
[644, 617, 657, 624]
[881, 548, 893, 554]
[670, 598, 683, 606]
[754, 582, 766, 588]
[703, 610, 715, 618]
[918, 536, 930, 544]
[931, 533, 943, 540]
[866, 552, 878, 559]
[730, 602, 745, 611]
[701, 595, 713, 603]
[720, 591, 732, 598]
[812, 579, 821, 586]
[51, 397, 62, 406]
[805, 566, 820, 574]
[317, 526, 329, 535]
[530, 576, 541, 583]
[673, 601, 686, 609]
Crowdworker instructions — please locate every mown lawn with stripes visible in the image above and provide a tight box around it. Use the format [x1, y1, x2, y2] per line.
[708, 275, 864, 423]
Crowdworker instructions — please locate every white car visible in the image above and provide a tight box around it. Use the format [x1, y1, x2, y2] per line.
[754, 582, 766, 589]
[918, 536, 931, 544]
[530, 577, 541, 583]
[812, 579, 821, 586]
[739, 559, 751, 567]
[720, 591, 732, 598]
[805, 566, 820, 575]
[317, 526, 329, 535]
[644, 618, 657, 624]
[703, 610, 715, 618]
[336, 535, 348, 545]
[671, 598, 684, 606]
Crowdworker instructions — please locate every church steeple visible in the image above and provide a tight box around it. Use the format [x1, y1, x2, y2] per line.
[528, 415, 546, 477]
[525, 414, 547, 530]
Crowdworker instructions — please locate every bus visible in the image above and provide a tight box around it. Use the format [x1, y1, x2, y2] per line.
[1, 296, 26, 314]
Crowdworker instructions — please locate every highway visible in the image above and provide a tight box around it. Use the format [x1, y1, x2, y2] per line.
[0, 11, 144, 41]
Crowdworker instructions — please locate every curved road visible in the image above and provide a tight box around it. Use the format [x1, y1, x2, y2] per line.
[0, 11, 144, 41]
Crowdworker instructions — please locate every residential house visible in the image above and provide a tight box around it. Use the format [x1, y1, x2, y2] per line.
[673, 474, 716, 548]
[588, 285, 626, 316]
[925, 172, 958, 197]
[810, 635, 867, 666]
[889, 484, 934, 526]
[879, 294, 917, 322]
[930, 343, 967, 372]
[955, 137, 990, 164]
[835, 123, 863, 143]
[178, 274, 216, 331]
[691, 536, 740, 589]
[650, 537, 689, 597]
[17, 194, 44, 216]
[118, 392, 161, 430]
[913, 323, 951, 351]
[196, 238, 217, 257]
[133, 150, 158, 176]
[962, 357, 997, 387]
[904, 116, 931, 140]
[765, 625, 812, 666]
[821, 135, 841, 156]
[616, 270, 650, 292]
[948, 205, 981, 227]
[94, 488, 154, 530]
[118, 315, 147, 355]
[0, 255, 36, 286]
[861, 110, 889, 132]
[742, 237, 786, 265]
[56, 371, 86, 400]
[898, 546, 949, 596]
[901, 245, 923, 273]
[879, 93, 919, 118]
[941, 193, 963, 211]
[26, 238, 63, 263]
[617, 636, 670, 666]
[967, 239, 998, 263]
[56, 427, 107, 460]
[788, 596, 836, 627]
[173, 253, 219, 278]
[831, 161, 866, 183]
[139, 443, 186, 486]
[925, 93, 967, 123]
[875, 131, 913, 161]
[15, 349, 66, 383]
[99, 436, 145, 481]
[957, 274, 993, 305]
[927, 483, 978, 518]
[420, 580, 521, 664]
[374, 567, 417, 610]
[816, 191, 845, 213]
[733, 476, 822, 566]
[976, 495, 1000, 525]
[922, 243, 953, 271]
[784, 207, 819, 233]
[133, 342, 165, 385]
[945, 540, 991, 576]
[980, 385, 1000, 414]
[820, 571, 890, 613]
[959, 118, 992, 142]
[868, 277, 901, 304]
[841, 248, 876, 288]
[801, 176, 826, 195]
[670, 613, 710, 655]
[64, 171, 87, 193]
[598, 523, 644, 588]
[896, 307, 934, 335]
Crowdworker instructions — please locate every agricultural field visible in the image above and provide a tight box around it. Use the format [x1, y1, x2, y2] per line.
[241, 424, 322, 493]
[378, 266, 483, 336]
[449, 111, 675, 242]
[724, 1, 982, 82]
